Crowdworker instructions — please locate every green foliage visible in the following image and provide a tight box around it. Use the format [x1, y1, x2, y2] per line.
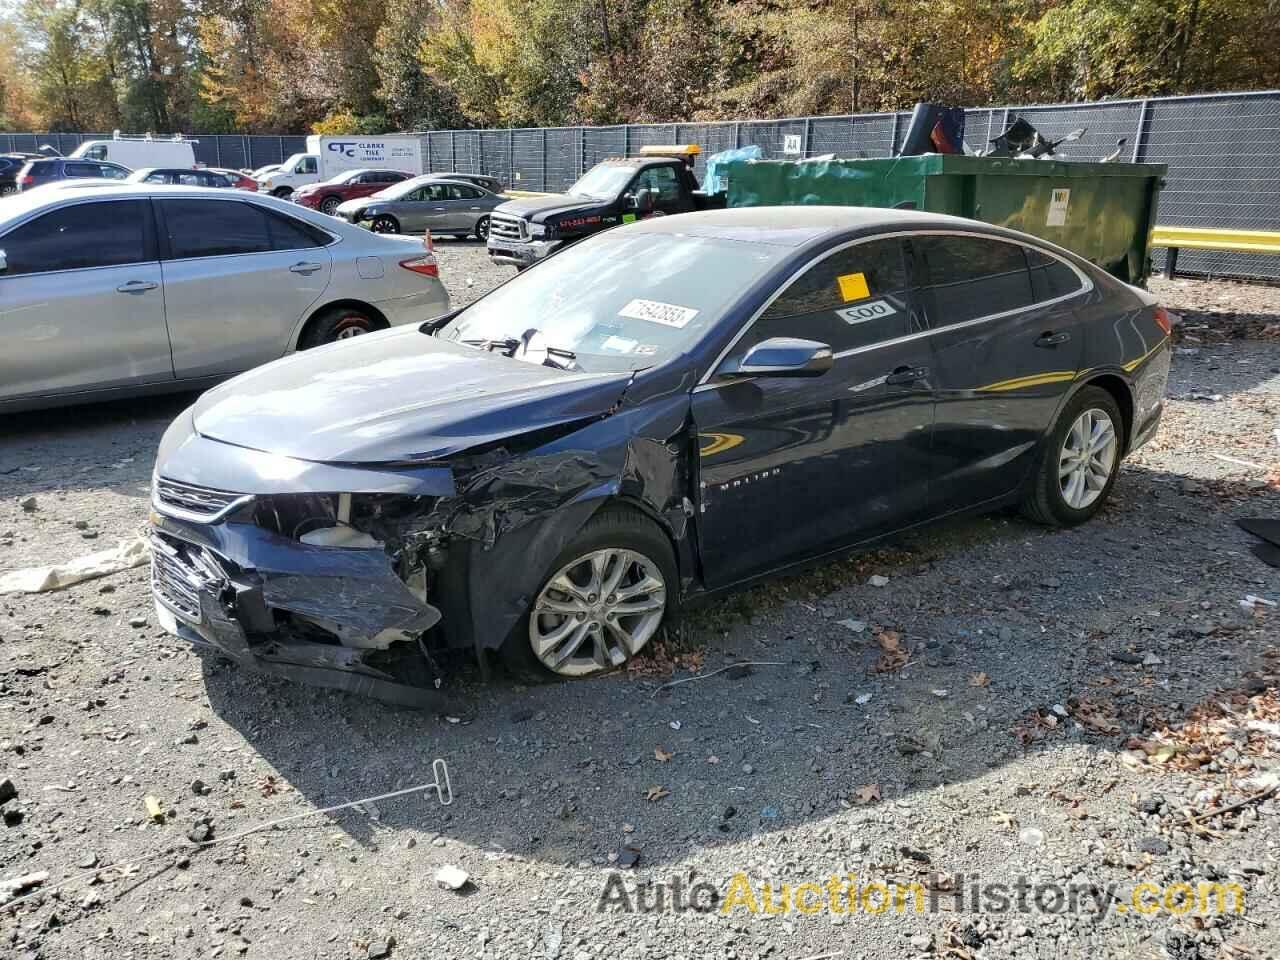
[4, 0, 1279, 133]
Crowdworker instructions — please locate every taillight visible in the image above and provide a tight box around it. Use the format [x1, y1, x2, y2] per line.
[20, 175, 33, 186]
[1153, 305, 1171, 335]
[400, 255, 439, 278]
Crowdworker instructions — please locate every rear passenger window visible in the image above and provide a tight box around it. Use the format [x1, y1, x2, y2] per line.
[162, 199, 273, 258]
[161, 199, 325, 257]
[64, 162, 101, 178]
[1026, 247, 1084, 301]
[0, 200, 151, 274]
[725, 238, 912, 363]
[912, 236, 1033, 327]
[265, 211, 327, 250]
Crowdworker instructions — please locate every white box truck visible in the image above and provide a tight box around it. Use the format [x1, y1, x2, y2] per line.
[257, 135, 424, 197]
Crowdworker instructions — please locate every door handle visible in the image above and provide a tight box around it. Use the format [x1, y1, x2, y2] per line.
[115, 280, 157, 293]
[885, 365, 928, 386]
[289, 262, 322, 275]
[1035, 331, 1071, 347]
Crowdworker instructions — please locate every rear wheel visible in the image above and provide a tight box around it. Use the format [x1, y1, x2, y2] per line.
[298, 306, 380, 349]
[1021, 385, 1124, 526]
[474, 215, 491, 241]
[319, 195, 342, 216]
[271, 186, 292, 199]
[0, 185, 14, 197]
[370, 215, 400, 234]
[502, 507, 675, 680]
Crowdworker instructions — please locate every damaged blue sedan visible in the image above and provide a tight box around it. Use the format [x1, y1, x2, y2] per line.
[150, 207, 1171, 705]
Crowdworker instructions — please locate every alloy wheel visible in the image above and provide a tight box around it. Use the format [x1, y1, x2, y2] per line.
[371, 216, 397, 234]
[476, 216, 490, 240]
[1059, 407, 1117, 510]
[321, 197, 340, 216]
[528, 548, 666, 677]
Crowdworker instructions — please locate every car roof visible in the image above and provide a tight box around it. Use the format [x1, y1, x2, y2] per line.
[625, 205, 1051, 248]
[0, 183, 337, 228]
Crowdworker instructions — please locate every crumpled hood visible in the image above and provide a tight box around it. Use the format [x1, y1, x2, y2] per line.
[494, 194, 609, 224]
[192, 326, 632, 465]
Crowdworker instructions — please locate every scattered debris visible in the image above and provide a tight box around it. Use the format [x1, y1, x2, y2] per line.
[644, 785, 670, 802]
[1017, 826, 1045, 847]
[868, 574, 890, 588]
[838, 618, 867, 633]
[0, 871, 48, 905]
[0, 537, 150, 595]
[435, 865, 471, 891]
[649, 661, 784, 696]
[969, 672, 990, 687]
[0, 779, 16, 806]
[615, 846, 641, 869]
[854, 783, 882, 804]
[653, 747, 673, 762]
[19, 496, 37, 513]
[872, 629, 908, 672]
[144, 795, 165, 823]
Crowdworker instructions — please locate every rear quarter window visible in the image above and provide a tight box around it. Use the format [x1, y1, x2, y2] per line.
[1026, 247, 1085, 301]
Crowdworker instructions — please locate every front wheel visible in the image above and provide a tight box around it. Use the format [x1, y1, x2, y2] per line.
[319, 195, 342, 216]
[1021, 385, 1124, 526]
[271, 186, 292, 199]
[369, 215, 400, 234]
[474, 215, 490, 241]
[502, 507, 676, 680]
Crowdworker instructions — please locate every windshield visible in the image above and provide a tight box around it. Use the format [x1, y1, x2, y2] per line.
[568, 163, 637, 199]
[440, 231, 786, 373]
[376, 177, 429, 200]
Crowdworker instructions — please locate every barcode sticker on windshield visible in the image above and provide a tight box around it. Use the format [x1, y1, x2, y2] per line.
[602, 335, 638, 353]
[619, 299, 699, 329]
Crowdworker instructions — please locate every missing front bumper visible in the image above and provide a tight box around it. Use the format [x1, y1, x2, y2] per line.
[150, 519, 454, 709]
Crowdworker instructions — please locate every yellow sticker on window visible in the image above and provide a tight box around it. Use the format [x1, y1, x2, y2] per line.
[837, 272, 870, 302]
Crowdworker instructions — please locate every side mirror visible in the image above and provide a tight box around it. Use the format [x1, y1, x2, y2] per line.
[734, 337, 833, 378]
[625, 190, 655, 214]
[0, 249, 7, 273]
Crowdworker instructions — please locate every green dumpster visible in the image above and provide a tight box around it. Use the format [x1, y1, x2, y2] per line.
[723, 154, 1166, 283]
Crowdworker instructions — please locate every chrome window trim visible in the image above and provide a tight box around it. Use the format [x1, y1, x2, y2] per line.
[693, 228, 1094, 392]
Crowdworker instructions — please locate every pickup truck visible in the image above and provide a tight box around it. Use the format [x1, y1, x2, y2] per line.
[487, 145, 723, 269]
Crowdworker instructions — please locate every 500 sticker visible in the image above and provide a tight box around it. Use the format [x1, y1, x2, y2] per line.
[836, 299, 897, 325]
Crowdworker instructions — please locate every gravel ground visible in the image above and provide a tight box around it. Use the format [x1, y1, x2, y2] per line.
[1, 254, 1278, 960]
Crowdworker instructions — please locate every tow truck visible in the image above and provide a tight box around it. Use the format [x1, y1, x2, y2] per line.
[486, 145, 722, 269]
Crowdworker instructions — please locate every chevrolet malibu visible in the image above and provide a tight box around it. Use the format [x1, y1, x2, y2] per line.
[149, 207, 1170, 705]
[0, 183, 449, 410]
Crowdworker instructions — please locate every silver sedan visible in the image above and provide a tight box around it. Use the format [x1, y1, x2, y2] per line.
[0, 183, 450, 411]
[335, 176, 507, 239]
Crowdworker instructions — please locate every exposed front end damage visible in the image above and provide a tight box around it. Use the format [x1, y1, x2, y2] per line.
[150, 381, 694, 706]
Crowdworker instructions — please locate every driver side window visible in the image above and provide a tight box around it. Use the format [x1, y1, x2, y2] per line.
[722, 238, 913, 368]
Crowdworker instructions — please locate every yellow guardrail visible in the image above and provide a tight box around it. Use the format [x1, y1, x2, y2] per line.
[1152, 226, 1280, 255]
[1151, 226, 1280, 277]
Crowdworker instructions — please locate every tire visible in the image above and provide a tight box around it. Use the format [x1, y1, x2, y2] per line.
[271, 186, 292, 199]
[298, 306, 380, 349]
[1020, 385, 1124, 527]
[0, 185, 14, 197]
[369, 215, 400, 234]
[319, 195, 342, 216]
[474, 215, 490, 241]
[501, 506, 677, 681]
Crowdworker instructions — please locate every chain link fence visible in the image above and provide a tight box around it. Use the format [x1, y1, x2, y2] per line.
[5, 91, 1277, 279]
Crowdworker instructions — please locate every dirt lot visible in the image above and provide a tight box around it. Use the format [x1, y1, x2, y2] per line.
[1, 249, 1278, 960]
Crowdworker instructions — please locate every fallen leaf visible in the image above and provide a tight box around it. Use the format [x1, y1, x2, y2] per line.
[705, 755, 720, 764]
[654, 747, 673, 763]
[854, 783, 882, 803]
[969, 671, 990, 687]
[872, 629, 907, 672]
[645, 785, 670, 802]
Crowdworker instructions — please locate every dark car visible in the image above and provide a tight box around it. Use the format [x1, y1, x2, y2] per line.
[126, 168, 234, 188]
[293, 169, 413, 216]
[16, 157, 131, 191]
[0, 154, 43, 196]
[148, 207, 1171, 705]
[488, 149, 714, 269]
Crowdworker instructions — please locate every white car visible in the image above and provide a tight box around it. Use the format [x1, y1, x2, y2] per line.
[258, 153, 320, 197]
[0, 183, 451, 411]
